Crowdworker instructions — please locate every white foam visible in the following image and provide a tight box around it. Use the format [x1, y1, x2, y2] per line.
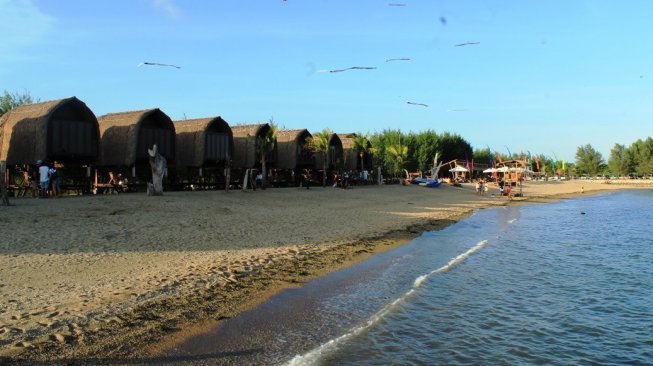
[507, 218, 517, 224]
[284, 240, 489, 366]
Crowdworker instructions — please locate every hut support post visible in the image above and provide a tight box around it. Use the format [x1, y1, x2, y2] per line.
[147, 144, 167, 196]
[225, 161, 231, 192]
[1, 161, 11, 206]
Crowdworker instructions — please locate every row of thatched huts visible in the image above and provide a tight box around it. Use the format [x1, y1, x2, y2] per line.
[0, 96, 373, 190]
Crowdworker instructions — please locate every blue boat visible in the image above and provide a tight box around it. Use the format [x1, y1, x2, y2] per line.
[411, 177, 443, 187]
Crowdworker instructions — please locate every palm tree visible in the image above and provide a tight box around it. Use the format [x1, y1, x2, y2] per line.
[351, 133, 371, 172]
[306, 129, 332, 187]
[257, 121, 278, 189]
[387, 143, 408, 184]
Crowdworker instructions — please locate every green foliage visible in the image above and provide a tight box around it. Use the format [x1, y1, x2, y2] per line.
[0, 90, 37, 116]
[413, 130, 440, 172]
[306, 128, 332, 186]
[438, 132, 473, 164]
[386, 143, 408, 175]
[257, 120, 278, 157]
[608, 144, 635, 176]
[368, 129, 472, 178]
[631, 137, 653, 176]
[575, 144, 605, 175]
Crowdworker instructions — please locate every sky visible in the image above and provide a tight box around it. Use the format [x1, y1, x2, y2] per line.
[1, 0, 652, 161]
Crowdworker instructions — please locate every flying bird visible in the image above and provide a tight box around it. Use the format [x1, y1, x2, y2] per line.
[138, 62, 181, 69]
[407, 101, 428, 107]
[318, 66, 377, 73]
[386, 58, 411, 62]
[389, 3, 406, 6]
[447, 109, 467, 112]
[455, 42, 480, 47]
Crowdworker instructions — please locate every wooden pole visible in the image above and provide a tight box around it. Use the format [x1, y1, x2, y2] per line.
[1, 160, 11, 206]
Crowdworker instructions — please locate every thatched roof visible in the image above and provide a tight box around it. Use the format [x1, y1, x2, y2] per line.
[0, 97, 99, 165]
[98, 108, 175, 166]
[276, 129, 312, 170]
[338, 133, 372, 171]
[231, 123, 272, 168]
[174, 116, 233, 167]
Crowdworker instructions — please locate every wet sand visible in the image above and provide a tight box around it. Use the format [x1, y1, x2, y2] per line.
[0, 179, 646, 364]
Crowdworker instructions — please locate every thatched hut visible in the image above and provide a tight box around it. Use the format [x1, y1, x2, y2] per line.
[313, 133, 343, 170]
[311, 133, 343, 185]
[174, 116, 233, 189]
[0, 97, 100, 192]
[276, 129, 313, 186]
[231, 123, 276, 169]
[0, 97, 99, 165]
[97, 108, 175, 186]
[338, 133, 372, 173]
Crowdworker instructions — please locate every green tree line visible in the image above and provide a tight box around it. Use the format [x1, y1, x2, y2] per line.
[366, 129, 472, 177]
[575, 139, 653, 177]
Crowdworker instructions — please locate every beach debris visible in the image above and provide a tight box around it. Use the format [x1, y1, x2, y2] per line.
[454, 41, 480, 47]
[386, 58, 411, 62]
[137, 62, 181, 69]
[147, 144, 167, 196]
[407, 101, 428, 107]
[317, 66, 377, 73]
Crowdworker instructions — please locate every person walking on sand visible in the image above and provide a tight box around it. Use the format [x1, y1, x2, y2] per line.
[38, 160, 50, 198]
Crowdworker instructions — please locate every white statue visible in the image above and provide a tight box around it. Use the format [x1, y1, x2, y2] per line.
[147, 144, 167, 196]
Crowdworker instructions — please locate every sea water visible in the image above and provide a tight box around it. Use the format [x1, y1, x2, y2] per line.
[285, 190, 653, 365]
[163, 190, 653, 365]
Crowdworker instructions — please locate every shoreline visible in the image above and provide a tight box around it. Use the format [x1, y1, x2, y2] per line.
[0, 181, 647, 363]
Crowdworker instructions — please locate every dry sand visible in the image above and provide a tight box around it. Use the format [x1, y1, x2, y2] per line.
[0, 179, 646, 363]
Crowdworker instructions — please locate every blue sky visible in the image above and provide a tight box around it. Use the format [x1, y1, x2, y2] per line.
[1, 0, 651, 161]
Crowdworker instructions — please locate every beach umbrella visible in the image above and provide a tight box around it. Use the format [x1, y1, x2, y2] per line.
[483, 167, 497, 173]
[449, 166, 469, 172]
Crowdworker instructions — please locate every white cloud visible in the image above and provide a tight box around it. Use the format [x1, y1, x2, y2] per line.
[152, 0, 181, 18]
[0, 0, 54, 62]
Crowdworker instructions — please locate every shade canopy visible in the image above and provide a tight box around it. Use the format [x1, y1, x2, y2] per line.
[449, 165, 469, 172]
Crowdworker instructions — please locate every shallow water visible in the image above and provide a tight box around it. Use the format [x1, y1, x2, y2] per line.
[161, 190, 653, 365]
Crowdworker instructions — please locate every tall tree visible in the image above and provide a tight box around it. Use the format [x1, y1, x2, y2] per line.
[608, 143, 635, 177]
[351, 133, 371, 172]
[438, 132, 473, 164]
[0, 90, 37, 116]
[369, 129, 402, 176]
[306, 129, 331, 187]
[257, 121, 278, 189]
[575, 144, 605, 175]
[414, 130, 440, 173]
[631, 137, 653, 176]
[386, 143, 408, 181]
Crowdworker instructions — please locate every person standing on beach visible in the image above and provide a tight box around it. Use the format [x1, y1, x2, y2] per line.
[49, 162, 61, 197]
[303, 169, 310, 189]
[38, 160, 49, 198]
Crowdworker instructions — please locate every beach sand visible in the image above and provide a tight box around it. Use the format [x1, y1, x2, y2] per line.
[0, 179, 643, 363]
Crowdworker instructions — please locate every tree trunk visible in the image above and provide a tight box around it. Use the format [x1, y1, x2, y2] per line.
[147, 145, 166, 196]
[322, 158, 327, 187]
